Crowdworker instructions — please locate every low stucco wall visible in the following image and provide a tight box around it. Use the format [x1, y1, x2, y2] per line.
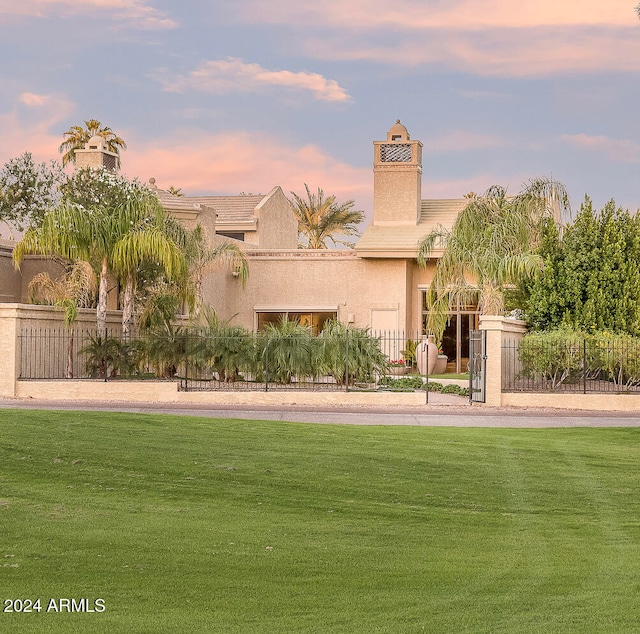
[501, 392, 640, 412]
[14, 380, 431, 407]
[12, 381, 640, 412]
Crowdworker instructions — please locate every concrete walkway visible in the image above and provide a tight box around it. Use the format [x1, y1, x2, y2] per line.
[2, 396, 640, 427]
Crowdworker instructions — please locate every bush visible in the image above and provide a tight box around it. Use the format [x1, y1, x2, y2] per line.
[81, 333, 142, 378]
[589, 332, 640, 389]
[441, 384, 469, 396]
[518, 330, 586, 389]
[519, 329, 640, 391]
[258, 319, 314, 384]
[316, 321, 389, 386]
[378, 376, 424, 390]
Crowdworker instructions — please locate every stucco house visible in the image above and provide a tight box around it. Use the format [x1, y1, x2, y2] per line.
[149, 120, 477, 371]
[0, 121, 478, 372]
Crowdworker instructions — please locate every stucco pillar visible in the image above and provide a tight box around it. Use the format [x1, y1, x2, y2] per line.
[0, 304, 20, 397]
[479, 316, 527, 407]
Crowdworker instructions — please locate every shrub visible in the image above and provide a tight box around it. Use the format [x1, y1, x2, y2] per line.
[518, 330, 586, 389]
[257, 318, 314, 384]
[141, 323, 188, 378]
[81, 333, 141, 378]
[441, 384, 469, 396]
[315, 321, 389, 386]
[192, 313, 254, 383]
[378, 376, 424, 390]
[589, 332, 640, 389]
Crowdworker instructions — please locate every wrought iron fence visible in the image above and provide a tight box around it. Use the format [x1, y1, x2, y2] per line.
[18, 327, 167, 381]
[18, 326, 433, 393]
[503, 336, 640, 393]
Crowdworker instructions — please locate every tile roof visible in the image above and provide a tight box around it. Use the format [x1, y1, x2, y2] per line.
[185, 195, 264, 225]
[355, 199, 467, 258]
[155, 187, 266, 228]
[153, 187, 203, 213]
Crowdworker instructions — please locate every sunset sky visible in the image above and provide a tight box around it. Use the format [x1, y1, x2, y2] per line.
[1, 0, 639, 224]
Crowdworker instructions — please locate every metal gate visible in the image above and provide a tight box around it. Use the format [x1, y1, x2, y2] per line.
[468, 329, 486, 403]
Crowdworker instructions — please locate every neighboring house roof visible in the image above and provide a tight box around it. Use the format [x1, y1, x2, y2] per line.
[154, 186, 269, 232]
[153, 187, 203, 220]
[355, 199, 467, 258]
[186, 195, 264, 229]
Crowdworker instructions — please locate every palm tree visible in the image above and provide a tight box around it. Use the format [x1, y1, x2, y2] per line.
[14, 192, 186, 338]
[417, 178, 570, 341]
[290, 184, 365, 249]
[111, 194, 188, 337]
[28, 260, 97, 378]
[58, 119, 127, 168]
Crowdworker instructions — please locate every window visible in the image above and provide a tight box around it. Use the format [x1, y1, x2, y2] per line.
[217, 231, 245, 241]
[420, 291, 480, 374]
[256, 311, 337, 335]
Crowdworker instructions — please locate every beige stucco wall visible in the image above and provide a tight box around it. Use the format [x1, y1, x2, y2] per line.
[15, 256, 67, 303]
[175, 205, 216, 243]
[372, 168, 422, 226]
[501, 392, 640, 412]
[479, 316, 527, 407]
[0, 303, 125, 397]
[0, 242, 22, 302]
[1, 246, 68, 304]
[254, 187, 298, 249]
[201, 251, 418, 332]
[14, 380, 430, 406]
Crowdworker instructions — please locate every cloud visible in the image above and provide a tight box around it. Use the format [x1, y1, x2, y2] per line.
[226, 0, 635, 31]
[154, 58, 351, 103]
[0, 93, 368, 216]
[0, 92, 75, 162]
[222, 0, 640, 76]
[0, 0, 177, 30]
[123, 130, 370, 206]
[305, 26, 640, 76]
[562, 133, 640, 164]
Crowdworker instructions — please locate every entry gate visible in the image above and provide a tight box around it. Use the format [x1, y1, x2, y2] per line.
[469, 329, 487, 403]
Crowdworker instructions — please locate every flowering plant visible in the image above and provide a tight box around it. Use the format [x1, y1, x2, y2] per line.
[389, 359, 406, 367]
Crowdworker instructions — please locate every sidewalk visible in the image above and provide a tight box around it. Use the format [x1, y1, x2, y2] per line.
[2, 395, 640, 427]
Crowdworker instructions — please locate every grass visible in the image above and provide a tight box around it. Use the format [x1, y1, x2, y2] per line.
[430, 372, 469, 380]
[1, 410, 640, 633]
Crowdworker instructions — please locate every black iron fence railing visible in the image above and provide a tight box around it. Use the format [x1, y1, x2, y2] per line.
[17, 327, 435, 393]
[503, 337, 640, 393]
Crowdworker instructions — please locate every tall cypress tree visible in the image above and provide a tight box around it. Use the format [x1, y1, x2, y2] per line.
[524, 197, 640, 335]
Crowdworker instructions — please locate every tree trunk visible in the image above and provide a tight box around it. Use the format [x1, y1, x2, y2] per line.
[122, 272, 134, 338]
[97, 257, 109, 338]
[66, 332, 74, 379]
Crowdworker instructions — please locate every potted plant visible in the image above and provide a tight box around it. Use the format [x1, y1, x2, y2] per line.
[400, 339, 417, 369]
[433, 348, 448, 375]
[389, 359, 407, 375]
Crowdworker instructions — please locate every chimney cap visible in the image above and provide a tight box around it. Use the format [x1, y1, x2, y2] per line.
[386, 119, 410, 142]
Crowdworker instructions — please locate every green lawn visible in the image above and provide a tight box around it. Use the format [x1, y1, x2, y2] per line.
[1, 410, 639, 633]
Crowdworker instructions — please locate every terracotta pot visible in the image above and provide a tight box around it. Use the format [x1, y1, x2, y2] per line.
[389, 366, 407, 376]
[416, 335, 438, 375]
